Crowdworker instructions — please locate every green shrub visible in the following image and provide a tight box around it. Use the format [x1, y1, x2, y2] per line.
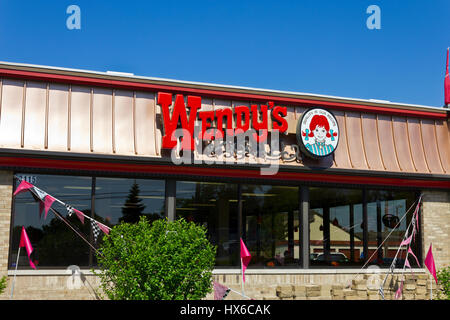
[0, 275, 7, 295]
[94, 216, 216, 300]
[436, 266, 450, 300]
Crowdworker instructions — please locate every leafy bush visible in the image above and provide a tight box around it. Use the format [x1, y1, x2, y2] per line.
[436, 266, 450, 300]
[0, 275, 7, 295]
[94, 216, 216, 300]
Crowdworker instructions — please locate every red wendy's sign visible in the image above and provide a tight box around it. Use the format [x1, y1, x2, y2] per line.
[157, 92, 288, 150]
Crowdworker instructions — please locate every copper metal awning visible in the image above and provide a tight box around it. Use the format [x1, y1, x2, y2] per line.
[0, 62, 449, 183]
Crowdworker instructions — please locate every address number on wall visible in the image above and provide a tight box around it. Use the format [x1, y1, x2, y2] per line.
[16, 175, 37, 184]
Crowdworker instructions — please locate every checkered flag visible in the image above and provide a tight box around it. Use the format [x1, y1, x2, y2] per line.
[91, 220, 101, 243]
[66, 204, 74, 217]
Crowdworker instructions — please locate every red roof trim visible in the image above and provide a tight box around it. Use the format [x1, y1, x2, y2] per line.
[2, 156, 449, 189]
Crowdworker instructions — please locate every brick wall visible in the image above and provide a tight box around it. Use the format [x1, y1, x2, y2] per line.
[2, 273, 102, 300]
[422, 190, 450, 269]
[0, 171, 12, 284]
[206, 272, 439, 300]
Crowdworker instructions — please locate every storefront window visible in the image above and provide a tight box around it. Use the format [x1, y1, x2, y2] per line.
[91, 177, 165, 265]
[366, 190, 419, 267]
[10, 174, 165, 269]
[94, 177, 165, 226]
[309, 188, 363, 267]
[10, 174, 92, 268]
[309, 188, 420, 268]
[10, 173, 421, 270]
[242, 185, 299, 268]
[176, 181, 239, 267]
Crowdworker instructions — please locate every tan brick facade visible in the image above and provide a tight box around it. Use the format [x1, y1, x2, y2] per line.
[1, 273, 102, 300]
[207, 271, 440, 300]
[0, 169, 448, 300]
[422, 191, 450, 269]
[0, 171, 12, 285]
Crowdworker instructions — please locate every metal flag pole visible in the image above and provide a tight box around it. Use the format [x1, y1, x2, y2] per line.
[241, 258, 245, 297]
[430, 274, 433, 300]
[228, 287, 252, 300]
[10, 246, 21, 299]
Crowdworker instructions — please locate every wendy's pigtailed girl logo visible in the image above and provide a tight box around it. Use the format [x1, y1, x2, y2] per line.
[296, 108, 339, 158]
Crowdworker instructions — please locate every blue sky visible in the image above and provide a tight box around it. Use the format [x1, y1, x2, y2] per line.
[0, 1, 449, 107]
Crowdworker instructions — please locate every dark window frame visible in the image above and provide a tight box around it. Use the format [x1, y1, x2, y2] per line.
[8, 170, 423, 270]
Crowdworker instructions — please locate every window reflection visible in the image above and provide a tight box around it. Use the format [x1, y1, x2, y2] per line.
[309, 188, 363, 267]
[10, 173, 421, 270]
[10, 174, 165, 268]
[92, 177, 165, 266]
[309, 188, 419, 268]
[366, 190, 418, 268]
[176, 181, 239, 267]
[242, 185, 299, 268]
[94, 178, 165, 226]
[11, 174, 92, 268]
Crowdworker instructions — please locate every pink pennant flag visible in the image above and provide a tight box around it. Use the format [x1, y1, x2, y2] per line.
[96, 221, 110, 235]
[424, 243, 438, 285]
[415, 205, 419, 232]
[73, 208, 85, 224]
[38, 201, 45, 219]
[400, 234, 413, 247]
[404, 258, 414, 276]
[408, 247, 420, 267]
[13, 180, 34, 196]
[404, 258, 411, 269]
[44, 195, 56, 219]
[213, 281, 230, 300]
[240, 238, 252, 283]
[33, 187, 47, 201]
[19, 226, 36, 269]
[395, 281, 403, 300]
[413, 201, 420, 242]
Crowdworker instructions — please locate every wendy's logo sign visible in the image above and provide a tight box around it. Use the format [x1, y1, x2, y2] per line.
[296, 108, 339, 158]
[157, 92, 288, 150]
[156, 92, 291, 175]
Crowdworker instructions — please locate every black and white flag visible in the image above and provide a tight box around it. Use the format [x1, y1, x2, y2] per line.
[91, 220, 101, 243]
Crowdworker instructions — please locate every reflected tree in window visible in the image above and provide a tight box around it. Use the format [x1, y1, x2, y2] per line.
[119, 182, 146, 224]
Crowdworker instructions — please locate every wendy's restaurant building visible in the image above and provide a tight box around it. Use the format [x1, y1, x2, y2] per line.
[0, 61, 448, 300]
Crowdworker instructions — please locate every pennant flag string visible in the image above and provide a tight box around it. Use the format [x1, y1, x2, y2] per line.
[213, 281, 231, 300]
[13, 176, 108, 256]
[13, 180, 34, 196]
[378, 195, 422, 299]
[400, 234, 413, 247]
[213, 282, 253, 300]
[395, 280, 404, 300]
[91, 219, 102, 243]
[407, 247, 420, 267]
[397, 199, 422, 298]
[13, 176, 111, 233]
[347, 195, 422, 289]
[44, 202, 103, 256]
